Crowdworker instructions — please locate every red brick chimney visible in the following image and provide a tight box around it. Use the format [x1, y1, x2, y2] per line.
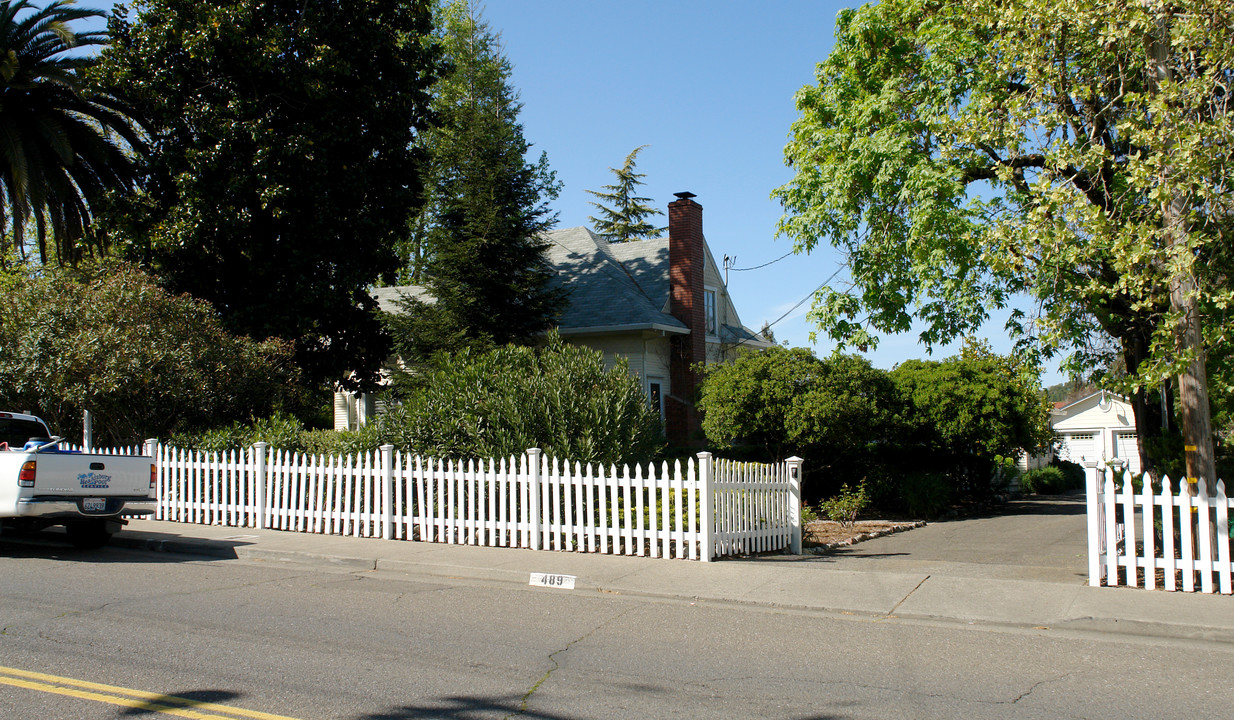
[666, 192, 706, 446]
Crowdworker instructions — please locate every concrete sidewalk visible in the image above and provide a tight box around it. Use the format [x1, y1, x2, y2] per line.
[88, 499, 1234, 645]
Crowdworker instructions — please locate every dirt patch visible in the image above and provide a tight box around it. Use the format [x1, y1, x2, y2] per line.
[803, 519, 925, 553]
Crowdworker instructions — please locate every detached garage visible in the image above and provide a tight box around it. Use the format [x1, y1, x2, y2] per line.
[1052, 392, 1141, 474]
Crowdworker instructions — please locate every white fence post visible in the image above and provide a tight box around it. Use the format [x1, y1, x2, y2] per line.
[527, 448, 542, 551]
[381, 444, 395, 540]
[697, 452, 714, 562]
[144, 438, 160, 517]
[252, 442, 269, 530]
[1084, 460, 1103, 586]
[786, 456, 804, 555]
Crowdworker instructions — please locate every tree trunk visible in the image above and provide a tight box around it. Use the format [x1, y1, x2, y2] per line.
[1122, 323, 1177, 481]
[1172, 265, 1217, 494]
[1148, 7, 1218, 494]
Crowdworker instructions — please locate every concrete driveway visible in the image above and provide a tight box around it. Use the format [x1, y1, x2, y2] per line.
[817, 493, 1090, 585]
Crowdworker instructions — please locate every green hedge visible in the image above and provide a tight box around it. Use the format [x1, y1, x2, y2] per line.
[173, 335, 665, 467]
[1020, 460, 1085, 495]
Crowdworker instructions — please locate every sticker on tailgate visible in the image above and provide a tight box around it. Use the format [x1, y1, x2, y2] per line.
[78, 472, 112, 489]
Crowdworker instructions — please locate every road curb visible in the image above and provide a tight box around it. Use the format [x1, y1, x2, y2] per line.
[109, 533, 240, 559]
[99, 525, 1234, 646]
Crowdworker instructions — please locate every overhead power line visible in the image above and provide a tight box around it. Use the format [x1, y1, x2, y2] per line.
[762, 264, 844, 331]
[726, 250, 794, 273]
[724, 264, 847, 353]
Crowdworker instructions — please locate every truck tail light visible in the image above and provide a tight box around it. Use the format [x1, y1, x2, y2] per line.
[150, 463, 157, 491]
[18, 460, 36, 487]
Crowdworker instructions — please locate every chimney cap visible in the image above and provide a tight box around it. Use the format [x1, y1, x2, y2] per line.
[673, 191, 696, 200]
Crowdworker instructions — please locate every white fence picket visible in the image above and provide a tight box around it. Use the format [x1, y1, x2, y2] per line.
[1087, 466, 1234, 594]
[1163, 475, 1176, 591]
[1219, 480, 1232, 595]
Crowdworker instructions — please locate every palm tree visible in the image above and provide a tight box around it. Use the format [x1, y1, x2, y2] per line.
[0, 0, 143, 265]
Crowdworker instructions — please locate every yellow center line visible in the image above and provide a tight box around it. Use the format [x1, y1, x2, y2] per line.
[0, 665, 304, 720]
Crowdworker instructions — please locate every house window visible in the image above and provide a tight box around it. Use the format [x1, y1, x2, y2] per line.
[648, 381, 664, 422]
[704, 289, 717, 335]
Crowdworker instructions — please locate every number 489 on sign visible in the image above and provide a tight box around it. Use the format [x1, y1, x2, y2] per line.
[529, 572, 576, 590]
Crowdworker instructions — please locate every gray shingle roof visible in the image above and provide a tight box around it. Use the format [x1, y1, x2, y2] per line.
[372, 226, 779, 346]
[541, 227, 686, 335]
[374, 227, 686, 335]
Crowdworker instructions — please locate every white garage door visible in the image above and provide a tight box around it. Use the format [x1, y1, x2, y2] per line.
[1058, 432, 1098, 463]
[1113, 432, 1141, 474]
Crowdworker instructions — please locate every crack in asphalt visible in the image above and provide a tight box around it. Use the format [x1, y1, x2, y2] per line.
[507, 607, 636, 719]
[887, 575, 929, 616]
[1005, 671, 1076, 708]
[1010, 678, 1049, 704]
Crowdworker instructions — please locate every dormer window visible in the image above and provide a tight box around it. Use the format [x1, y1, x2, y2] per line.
[704, 289, 717, 335]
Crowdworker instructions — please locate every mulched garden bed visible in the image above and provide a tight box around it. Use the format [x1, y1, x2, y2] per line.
[803, 519, 926, 553]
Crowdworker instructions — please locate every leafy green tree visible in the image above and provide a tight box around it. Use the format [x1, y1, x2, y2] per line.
[93, 0, 439, 390]
[696, 347, 904, 500]
[890, 341, 1052, 500]
[586, 145, 664, 243]
[366, 334, 663, 465]
[0, 0, 143, 266]
[773, 0, 1234, 482]
[0, 262, 299, 445]
[391, 0, 563, 360]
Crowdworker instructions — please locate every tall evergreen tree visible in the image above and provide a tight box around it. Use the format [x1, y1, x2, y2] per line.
[391, 0, 564, 360]
[586, 145, 664, 243]
[93, 0, 439, 390]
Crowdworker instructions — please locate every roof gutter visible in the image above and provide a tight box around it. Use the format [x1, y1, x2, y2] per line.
[553, 322, 690, 337]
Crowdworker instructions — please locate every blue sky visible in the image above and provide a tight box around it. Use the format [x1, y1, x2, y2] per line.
[90, 0, 1066, 385]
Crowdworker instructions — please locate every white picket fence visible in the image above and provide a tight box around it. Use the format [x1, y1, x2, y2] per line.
[1086, 462, 1234, 593]
[134, 442, 802, 562]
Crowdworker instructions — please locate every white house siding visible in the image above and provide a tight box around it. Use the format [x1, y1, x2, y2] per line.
[333, 391, 375, 431]
[564, 332, 674, 416]
[567, 334, 669, 378]
[702, 246, 737, 340]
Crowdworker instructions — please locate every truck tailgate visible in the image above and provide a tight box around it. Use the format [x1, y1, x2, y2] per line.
[24, 453, 152, 496]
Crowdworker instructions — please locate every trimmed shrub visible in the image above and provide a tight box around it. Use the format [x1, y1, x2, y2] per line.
[169, 414, 359, 456]
[1020, 462, 1085, 495]
[890, 341, 1052, 503]
[1020, 467, 1066, 494]
[696, 347, 905, 503]
[371, 335, 664, 465]
[0, 262, 299, 444]
[817, 482, 870, 528]
[1052, 459, 1086, 490]
[173, 335, 664, 466]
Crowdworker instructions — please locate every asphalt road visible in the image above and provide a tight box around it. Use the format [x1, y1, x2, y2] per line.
[1, 536, 1232, 720]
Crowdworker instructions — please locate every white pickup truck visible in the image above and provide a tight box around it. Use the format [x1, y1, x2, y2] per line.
[0, 411, 156, 548]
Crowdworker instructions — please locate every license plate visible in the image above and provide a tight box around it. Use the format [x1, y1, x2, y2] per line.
[82, 498, 107, 513]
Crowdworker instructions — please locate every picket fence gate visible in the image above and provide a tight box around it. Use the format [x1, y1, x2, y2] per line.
[1085, 462, 1234, 594]
[133, 442, 802, 562]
